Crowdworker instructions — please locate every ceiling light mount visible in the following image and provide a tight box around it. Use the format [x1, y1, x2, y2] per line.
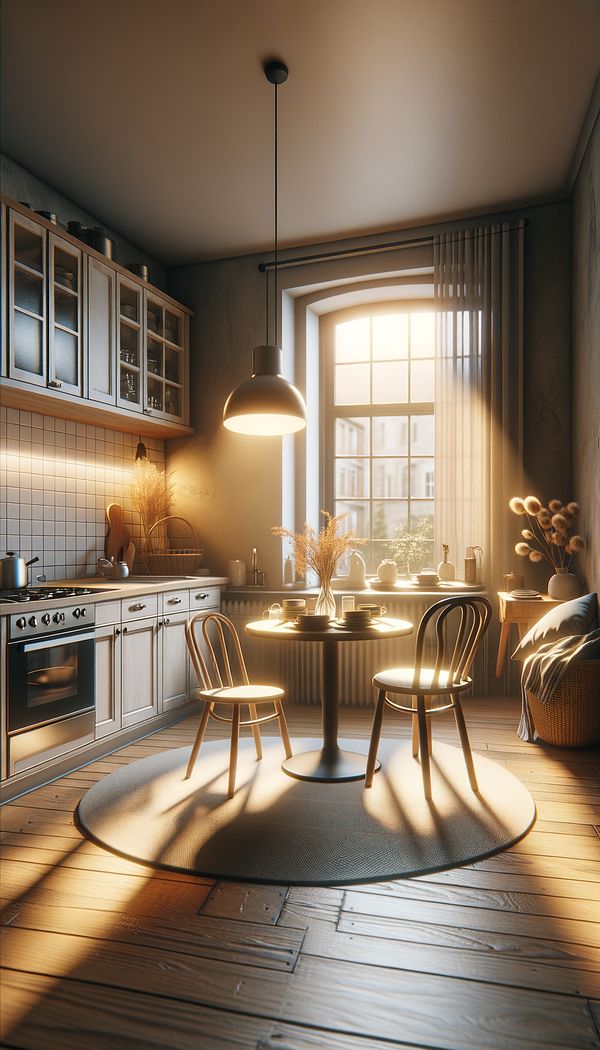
[223, 56, 306, 437]
[264, 60, 288, 86]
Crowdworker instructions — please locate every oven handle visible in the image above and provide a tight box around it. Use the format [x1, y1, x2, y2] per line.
[17, 630, 96, 653]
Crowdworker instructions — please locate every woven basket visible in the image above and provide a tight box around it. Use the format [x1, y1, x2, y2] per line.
[142, 516, 203, 575]
[527, 660, 600, 747]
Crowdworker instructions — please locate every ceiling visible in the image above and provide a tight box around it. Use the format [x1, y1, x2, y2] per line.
[2, 0, 599, 267]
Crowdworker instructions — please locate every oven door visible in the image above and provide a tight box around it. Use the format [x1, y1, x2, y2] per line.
[8, 628, 96, 735]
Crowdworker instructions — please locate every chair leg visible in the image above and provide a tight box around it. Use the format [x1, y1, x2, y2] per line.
[228, 705, 241, 799]
[275, 701, 293, 759]
[411, 695, 419, 756]
[452, 694, 479, 792]
[365, 690, 386, 788]
[416, 695, 432, 800]
[248, 703, 262, 760]
[426, 696, 433, 755]
[184, 702, 212, 780]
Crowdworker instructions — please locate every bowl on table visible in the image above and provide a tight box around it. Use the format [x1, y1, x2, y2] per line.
[296, 613, 330, 630]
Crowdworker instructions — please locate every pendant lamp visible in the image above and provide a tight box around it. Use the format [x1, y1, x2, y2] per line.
[223, 60, 307, 436]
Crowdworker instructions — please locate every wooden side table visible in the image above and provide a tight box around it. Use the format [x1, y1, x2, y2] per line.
[495, 592, 563, 677]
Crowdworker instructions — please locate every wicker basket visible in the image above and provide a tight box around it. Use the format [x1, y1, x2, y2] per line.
[141, 516, 203, 575]
[527, 660, 600, 748]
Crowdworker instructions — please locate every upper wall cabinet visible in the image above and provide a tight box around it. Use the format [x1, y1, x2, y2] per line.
[1, 197, 192, 437]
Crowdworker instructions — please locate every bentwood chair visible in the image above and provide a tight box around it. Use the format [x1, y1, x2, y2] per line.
[365, 596, 492, 799]
[184, 612, 293, 797]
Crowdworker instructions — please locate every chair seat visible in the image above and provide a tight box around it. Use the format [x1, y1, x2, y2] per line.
[373, 666, 471, 695]
[198, 684, 285, 705]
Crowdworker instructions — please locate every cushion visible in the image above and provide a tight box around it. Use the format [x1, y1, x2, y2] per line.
[512, 593, 598, 660]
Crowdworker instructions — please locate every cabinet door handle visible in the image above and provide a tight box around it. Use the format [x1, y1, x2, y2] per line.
[130, 602, 146, 611]
[115, 628, 121, 636]
[163, 617, 171, 626]
[195, 593, 209, 600]
[122, 626, 128, 634]
[48, 379, 63, 389]
[168, 597, 182, 605]
[157, 619, 163, 627]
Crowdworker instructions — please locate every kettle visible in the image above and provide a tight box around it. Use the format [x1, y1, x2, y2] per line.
[0, 552, 39, 590]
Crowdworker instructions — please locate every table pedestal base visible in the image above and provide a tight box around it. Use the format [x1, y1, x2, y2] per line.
[282, 748, 380, 783]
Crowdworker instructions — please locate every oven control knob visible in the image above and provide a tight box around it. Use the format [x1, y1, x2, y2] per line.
[53, 612, 65, 624]
[16, 617, 27, 630]
[73, 607, 81, 619]
[28, 616, 38, 628]
[41, 613, 51, 625]
[80, 607, 88, 618]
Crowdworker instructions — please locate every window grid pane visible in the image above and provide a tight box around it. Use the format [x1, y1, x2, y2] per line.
[331, 309, 434, 573]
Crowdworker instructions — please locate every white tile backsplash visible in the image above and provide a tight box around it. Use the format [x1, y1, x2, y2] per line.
[0, 405, 164, 582]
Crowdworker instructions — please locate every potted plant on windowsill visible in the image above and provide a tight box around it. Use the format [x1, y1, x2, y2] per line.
[509, 495, 585, 599]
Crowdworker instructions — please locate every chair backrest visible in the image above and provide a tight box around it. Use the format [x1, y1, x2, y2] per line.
[185, 612, 250, 692]
[412, 596, 492, 691]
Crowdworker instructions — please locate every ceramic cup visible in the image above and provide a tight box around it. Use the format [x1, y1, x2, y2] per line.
[282, 597, 306, 620]
[357, 603, 387, 618]
[341, 595, 355, 614]
[263, 603, 282, 620]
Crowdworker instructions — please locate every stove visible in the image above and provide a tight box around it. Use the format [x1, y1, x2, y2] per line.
[0, 585, 97, 604]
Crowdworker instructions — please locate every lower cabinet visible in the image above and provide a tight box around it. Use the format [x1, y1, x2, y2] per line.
[121, 615, 159, 729]
[159, 611, 190, 712]
[95, 623, 122, 739]
[93, 587, 221, 741]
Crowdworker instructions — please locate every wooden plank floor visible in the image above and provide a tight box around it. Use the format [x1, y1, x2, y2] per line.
[1, 698, 599, 1050]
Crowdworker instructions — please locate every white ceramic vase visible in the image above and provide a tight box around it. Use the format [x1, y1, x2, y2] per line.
[547, 569, 581, 601]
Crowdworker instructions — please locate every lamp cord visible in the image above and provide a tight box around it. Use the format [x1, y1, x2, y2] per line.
[274, 77, 278, 346]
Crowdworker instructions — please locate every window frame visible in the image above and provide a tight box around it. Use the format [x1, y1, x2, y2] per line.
[320, 300, 435, 572]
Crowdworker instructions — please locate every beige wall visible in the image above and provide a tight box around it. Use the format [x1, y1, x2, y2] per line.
[167, 205, 572, 590]
[572, 114, 600, 595]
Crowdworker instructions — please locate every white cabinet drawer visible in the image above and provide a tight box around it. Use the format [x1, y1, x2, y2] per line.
[189, 586, 220, 611]
[161, 590, 190, 613]
[121, 594, 158, 621]
[95, 601, 122, 626]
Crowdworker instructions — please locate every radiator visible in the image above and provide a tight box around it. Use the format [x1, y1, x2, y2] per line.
[222, 596, 488, 706]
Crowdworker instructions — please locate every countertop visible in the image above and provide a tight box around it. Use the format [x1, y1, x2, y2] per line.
[0, 576, 228, 617]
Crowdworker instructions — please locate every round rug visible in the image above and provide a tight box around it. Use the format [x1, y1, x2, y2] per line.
[76, 737, 536, 885]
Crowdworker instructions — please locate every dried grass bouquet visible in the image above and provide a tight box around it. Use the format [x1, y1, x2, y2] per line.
[129, 459, 173, 550]
[509, 495, 585, 570]
[272, 511, 364, 587]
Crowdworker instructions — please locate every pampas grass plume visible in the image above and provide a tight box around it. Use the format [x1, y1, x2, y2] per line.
[509, 497, 526, 515]
[521, 529, 534, 540]
[523, 496, 541, 514]
[515, 542, 530, 556]
[548, 498, 563, 512]
[529, 550, 543, 562]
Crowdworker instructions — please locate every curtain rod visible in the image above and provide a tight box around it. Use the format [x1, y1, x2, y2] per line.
[258, 220, 528, 272]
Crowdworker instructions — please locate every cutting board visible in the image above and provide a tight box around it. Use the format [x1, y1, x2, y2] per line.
[105, 503, 130, 562]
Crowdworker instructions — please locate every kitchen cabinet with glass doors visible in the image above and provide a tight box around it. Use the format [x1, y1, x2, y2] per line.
[7, 210, 83, 395]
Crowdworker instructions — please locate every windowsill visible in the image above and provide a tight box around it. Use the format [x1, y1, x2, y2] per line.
[223, 580, 487, 599]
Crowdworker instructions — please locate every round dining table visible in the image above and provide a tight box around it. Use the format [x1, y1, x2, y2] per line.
[245, 616, 413, 782]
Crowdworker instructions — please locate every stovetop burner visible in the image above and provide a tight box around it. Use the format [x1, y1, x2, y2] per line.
[0, 586, 96, 604]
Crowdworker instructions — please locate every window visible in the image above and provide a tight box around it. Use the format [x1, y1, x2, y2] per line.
[323, 305, 434, 573]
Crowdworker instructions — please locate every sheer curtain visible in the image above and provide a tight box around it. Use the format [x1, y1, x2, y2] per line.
[433, 222, 525, 593]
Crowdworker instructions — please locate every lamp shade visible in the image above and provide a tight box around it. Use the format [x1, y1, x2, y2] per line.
[223, 345, 307, 436]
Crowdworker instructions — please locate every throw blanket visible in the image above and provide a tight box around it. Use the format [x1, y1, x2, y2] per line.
[518, 628, 600, 742]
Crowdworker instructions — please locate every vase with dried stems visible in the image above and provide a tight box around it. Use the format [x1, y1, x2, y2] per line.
[129, 460, 173, 554]
[272, 511, 365, 620]
[509, 495, 585, 599]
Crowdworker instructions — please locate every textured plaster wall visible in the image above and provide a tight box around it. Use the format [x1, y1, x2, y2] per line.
[168, 205, 572, 589]
[572, 114, 600, 595]
[1, 154, 167, 290]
